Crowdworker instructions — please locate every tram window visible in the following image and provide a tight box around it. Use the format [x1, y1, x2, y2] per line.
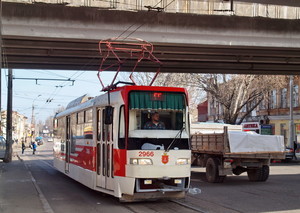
[97, 143, 101, 175]
[83, 110, 93, 140]
[111, 108, 114, 141]
[71, 114, 77, 153]
[70, 133, 76, 153]
[57, 118, 64, 139]
[129, 110, 184, 130]
[118, 105, 125, 149]
[85, 109, 93, 123]
[102, 109, 106, 141]
[102, 143, 106, 176]
[107, 144, 110, 177]
[84, 124, 93, 139]
[78, 111, 84, 124]
[97, 109, 101, 141]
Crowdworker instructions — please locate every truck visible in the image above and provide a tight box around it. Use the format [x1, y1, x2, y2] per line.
[191, 125, 285, 183]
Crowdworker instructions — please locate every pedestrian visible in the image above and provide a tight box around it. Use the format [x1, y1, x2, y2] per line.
[21, 141, 26, 154]
[32, 141, 37, 155]
[293, 141, 298, 160]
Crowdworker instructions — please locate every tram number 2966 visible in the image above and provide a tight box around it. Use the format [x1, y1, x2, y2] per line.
[138, 151, 154, 157]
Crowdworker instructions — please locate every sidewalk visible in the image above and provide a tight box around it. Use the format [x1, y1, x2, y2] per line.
[0, 150, 45, 213]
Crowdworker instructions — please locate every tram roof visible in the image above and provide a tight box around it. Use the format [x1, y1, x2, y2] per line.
[54, 85, 187, 118]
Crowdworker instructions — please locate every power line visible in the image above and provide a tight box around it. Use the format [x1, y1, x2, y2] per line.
[12, 77, 75, 85]
[121, 0, 176, 40]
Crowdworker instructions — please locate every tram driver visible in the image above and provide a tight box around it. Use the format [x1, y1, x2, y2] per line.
[143, 112, 165, 130]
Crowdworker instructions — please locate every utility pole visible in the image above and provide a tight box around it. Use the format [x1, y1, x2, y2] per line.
[4, 69, 12, 163]
[0, 0, 3, 135]
[31, 95, 41, 142]
[31, 102, 35, 142]
[289, 75, 294, 148]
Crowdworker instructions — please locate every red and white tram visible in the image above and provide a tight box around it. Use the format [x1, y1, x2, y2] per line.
[53, 84, 191, 201]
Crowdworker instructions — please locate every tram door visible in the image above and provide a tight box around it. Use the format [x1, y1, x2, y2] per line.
[96, 108, 114, 191]
[65, 116, 71, 173]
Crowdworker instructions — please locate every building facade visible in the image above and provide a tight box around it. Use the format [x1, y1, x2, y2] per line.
[1, 111, 30, 142]
[203, 77, 300, 146]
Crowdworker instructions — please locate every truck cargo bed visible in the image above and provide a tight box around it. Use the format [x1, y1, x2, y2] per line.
[191, 127, 285, 159]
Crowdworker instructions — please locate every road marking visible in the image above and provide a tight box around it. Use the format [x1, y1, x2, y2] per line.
[22, 157, 55, 213]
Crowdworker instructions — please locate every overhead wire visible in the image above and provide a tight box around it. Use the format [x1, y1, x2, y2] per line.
[36, 0, 177, 108]
[116, 0, 167, 40]
[121, 0, 176, 40]
[7, 0, 176, 121]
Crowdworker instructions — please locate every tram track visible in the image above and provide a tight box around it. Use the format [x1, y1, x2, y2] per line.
[40, 159, 204, 213]
[38, 158, 237, 213]
[169, 199, 208, 213]
[124, 200, 202, 213]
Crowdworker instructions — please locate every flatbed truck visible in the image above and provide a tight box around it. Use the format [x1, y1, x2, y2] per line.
[191, 127, 285, 183]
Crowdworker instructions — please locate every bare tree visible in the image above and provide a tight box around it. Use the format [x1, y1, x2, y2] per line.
[121, 72, 205, 121]
[192, 74, 288, 124]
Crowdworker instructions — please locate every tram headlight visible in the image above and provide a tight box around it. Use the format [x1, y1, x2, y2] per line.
[130, 158, 153, 165]
[176, 158, 190, 165]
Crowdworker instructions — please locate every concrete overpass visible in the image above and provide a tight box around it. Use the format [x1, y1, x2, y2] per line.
[2, 2, 300, 74]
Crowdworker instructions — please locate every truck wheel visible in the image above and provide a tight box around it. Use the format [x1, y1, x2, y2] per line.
[247, 166, 269, 182]
[247, 167, 262, 181]
[206, 158, 226, 183]
[260, 165, 269, 181]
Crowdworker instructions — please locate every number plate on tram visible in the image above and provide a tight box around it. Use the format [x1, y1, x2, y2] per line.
[138, 151, 154, 157]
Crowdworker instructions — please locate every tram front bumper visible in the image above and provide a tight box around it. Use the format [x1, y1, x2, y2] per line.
[126, 164, 190, 178]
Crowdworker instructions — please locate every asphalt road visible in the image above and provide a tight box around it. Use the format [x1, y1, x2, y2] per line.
[20, 141, 300, 213]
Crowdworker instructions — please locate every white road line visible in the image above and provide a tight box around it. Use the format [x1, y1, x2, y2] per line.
[23, 160, 55, 213]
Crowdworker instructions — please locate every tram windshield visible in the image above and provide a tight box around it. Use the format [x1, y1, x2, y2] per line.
[126, 91, 189, 150]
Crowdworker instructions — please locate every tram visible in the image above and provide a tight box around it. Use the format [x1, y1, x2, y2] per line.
[53, 84, 191, 201]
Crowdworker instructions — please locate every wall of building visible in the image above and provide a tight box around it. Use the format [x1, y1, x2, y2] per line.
[1, 111, 30, 142]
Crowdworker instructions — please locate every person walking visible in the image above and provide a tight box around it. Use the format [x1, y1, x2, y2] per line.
[21, 141, 26, 154]
[32, 141, 37, 155]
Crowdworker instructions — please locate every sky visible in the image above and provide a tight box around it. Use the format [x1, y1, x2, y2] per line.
[1, 69, 117, 123]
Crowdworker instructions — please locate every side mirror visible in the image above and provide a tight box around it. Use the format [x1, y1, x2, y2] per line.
[105, 106, 113, 125]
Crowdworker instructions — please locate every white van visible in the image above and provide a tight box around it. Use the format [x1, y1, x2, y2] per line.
[0, 136, 6, 159]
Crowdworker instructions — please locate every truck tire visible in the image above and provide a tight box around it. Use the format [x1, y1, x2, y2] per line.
[260, 165, 269, 181]
[247, 165, 269, 182]
[206, 157, 226, 183]
[247, 168, 260, 181]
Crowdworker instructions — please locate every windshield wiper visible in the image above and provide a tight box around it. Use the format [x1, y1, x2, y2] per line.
[165, 126, 185, 152]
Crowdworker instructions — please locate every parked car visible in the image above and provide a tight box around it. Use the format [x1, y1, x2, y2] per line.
[0, 136, 7, 160]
